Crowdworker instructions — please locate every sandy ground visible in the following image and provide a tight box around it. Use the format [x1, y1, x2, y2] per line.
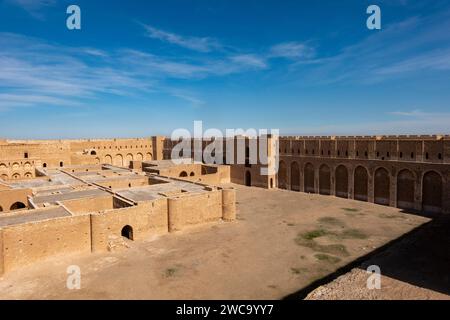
[0, 184, 432, 300]
[306, 216, 450, 300]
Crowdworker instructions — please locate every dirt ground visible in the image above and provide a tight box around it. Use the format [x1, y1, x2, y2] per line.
[0, 184, 435, 299]
[306, 215, 450, 300]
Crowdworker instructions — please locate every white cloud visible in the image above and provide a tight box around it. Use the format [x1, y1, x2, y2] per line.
[6, 0, 56, 19]
[269, 42, 315, 60]
[0, 32, 272, 111]
[229, 54, 268, 69]
[141, 24, 221, 52]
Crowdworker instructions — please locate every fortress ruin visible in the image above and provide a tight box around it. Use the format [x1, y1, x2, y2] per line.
[0, 134, 449, 276]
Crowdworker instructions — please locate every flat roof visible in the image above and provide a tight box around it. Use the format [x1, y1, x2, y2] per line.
[116, 178, 207, 202]
[33, 188, 110, 204]
[0, 206, 72, 228]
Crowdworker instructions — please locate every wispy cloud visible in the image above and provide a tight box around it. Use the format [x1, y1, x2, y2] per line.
[141, 23, 221, 52]
[6, 0, 56, 19]
[229, 54, 268, 69]
[269, 42, 315, 60]
[288, 9, 450, 85]
[0, 32, 271, 111]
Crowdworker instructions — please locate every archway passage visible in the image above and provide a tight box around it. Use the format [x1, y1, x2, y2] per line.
[304, 163, 315, 193]
[104, 155, 112, 165]
[335, 165, 348, 198]
[354, 166, 368, 202]
[319, 164, 331, 195]
[190, 172, 195, 177]
[290, 162, 300, 191]
[245, 171, 251, 186]
[179, 171, 188, 177]
[374, 167, 390, 206]
[278, 161, 287, 189]
[126, 154, 133, 167]
[422, 171, 443, 213]
[121, 225, 134, 240]
[397, 169, 415, 210]
[114, 154, 123, 167]
[10, 202, 26, 211]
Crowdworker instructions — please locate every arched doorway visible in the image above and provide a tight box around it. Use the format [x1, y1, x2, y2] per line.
[304, 163, 315, 193]
[319, 164, 331, 195]
[397, 169, 415, 210]
[121, 225, 134, 240]
[114, 154, 123, 167]
[422, 171, 442, 213]
[179, 171, 188, 177]
[126, 154, 133, 167]
[290, 162, 300, 191]
[0, 206, 3, 212]
[278, 161, 287, 189]
[335, 165, 348, 198]
[245, 171, 251, 186]
[374, 167, 390, 206]
[10, 202, 26, 211]
[354, 166, 368, 202]
[190, 172, 195, 176]
[136, 153, 144, 161]
[104, 155, 112, 165]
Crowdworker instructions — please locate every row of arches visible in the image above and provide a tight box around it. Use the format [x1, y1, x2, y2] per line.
[103, 153, 153, 167]
[278, 161, 444, 213]
[1, 172, 33, 180]
[0, 162, 33, 170]
[179, 171, 196, 177]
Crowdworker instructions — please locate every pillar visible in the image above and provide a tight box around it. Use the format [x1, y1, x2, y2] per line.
[222, 188, 236, 222]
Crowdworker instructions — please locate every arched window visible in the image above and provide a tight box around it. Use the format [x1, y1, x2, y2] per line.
[10, 202, 26, 211]
[91, 150, 97, 155]
[121, 225, 134, 240]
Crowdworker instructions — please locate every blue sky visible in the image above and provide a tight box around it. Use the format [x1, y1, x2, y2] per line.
[1, 0, 450, 138]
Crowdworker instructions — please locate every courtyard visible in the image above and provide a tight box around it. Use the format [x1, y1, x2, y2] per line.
[0, 184, 435, 299]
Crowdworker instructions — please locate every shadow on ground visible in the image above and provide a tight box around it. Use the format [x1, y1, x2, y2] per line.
[284, 214, 450, 299]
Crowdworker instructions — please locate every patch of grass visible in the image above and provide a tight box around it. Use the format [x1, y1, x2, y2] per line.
[341, 208, 360, 212]
[164, 267, 178, 278]
[300, 229, 329, 240]
[295, 235, 350, 257]
[314, 254, 341, 264]
[340, 228, 368, 239]
[378, 213, 404, 219]
[318, 217, 346, 227]
[290, 267, 308, 275]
